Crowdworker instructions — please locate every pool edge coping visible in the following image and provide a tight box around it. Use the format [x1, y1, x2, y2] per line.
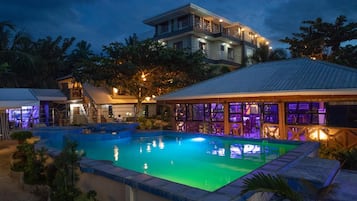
[76, 138, 319, 201]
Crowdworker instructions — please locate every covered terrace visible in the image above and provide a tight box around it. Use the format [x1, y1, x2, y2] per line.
[157, 58, 357, 148]
[0, 88, 67, 140]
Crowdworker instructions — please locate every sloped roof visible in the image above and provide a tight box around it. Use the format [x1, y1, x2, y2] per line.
[157, 58, 357, 101]
[0, 88, 67, 108]
[0, 88, 39, 108]
[31, 89, 67, 101]
[83, 83, 138, 105]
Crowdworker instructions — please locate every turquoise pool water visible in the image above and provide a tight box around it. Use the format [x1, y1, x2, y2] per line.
[37, 129, 297, 192]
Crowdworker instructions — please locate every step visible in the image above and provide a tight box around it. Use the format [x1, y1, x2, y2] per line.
[277, 157, 340, 195]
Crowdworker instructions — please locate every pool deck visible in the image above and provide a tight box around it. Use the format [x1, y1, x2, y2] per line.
[1, 138, 357, 201]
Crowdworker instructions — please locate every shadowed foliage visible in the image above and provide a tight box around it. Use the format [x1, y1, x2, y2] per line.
[240, 172, 303, 201]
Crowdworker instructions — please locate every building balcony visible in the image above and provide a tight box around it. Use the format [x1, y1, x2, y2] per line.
[62, 88, 82, 100]
[154, 25, 257, 47]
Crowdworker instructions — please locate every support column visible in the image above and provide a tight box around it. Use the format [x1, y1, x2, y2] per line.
[224, 102, 230, 135]
[278, 102, 287, 139]
[97, 106, 102, 123]
[170, 104, 176, 131]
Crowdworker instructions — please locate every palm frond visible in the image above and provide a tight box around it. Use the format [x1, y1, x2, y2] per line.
[240, 172, 302, 201]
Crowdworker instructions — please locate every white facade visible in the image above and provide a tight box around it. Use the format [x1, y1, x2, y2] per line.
[144, 3, 269, 69]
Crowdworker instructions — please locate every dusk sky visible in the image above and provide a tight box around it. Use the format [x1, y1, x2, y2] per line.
[1, 0, 357, 52]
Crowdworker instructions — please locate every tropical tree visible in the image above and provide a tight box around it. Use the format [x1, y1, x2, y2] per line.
[241, 172, 338, 201]
[0, 21, 35, 87]
[269, 48, 288, 61]
[241, 172, 302, 201]
[89, 34, 207, 117]
[333, 45, 357, 68]
[251, 44, 270, 63]
[0, 21, 15, 51]
[251, 45, 288, 64]
[67, 40, 94, 70]
[27, 36, 75, 88]
[1, 21, 77, 88]
[281, 15, 357, 67]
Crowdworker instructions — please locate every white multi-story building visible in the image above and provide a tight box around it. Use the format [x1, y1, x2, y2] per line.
[144, 3, 270, 68]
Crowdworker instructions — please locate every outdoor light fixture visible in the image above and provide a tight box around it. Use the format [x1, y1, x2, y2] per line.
[141, 73, 147, 81]
[310, 128, 328, 140]
[219, 19, 223, 22]
[113, 87, 118, 94]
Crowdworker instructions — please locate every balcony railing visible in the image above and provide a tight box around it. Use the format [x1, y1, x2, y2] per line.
[154, 25, 247, 44]
[70, 88, 82, 100]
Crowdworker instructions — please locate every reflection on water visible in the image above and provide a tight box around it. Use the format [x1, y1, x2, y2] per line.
[113, 145, 119, 161]
[102, 134, 295, 192]
[229, 144, 261, 159]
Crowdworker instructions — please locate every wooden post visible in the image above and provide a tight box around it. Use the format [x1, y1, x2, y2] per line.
[278, 102, 286, 139]
[97, 106, 102, 123]
[224, 102, 230, 135]
[170, 104, 176, 131]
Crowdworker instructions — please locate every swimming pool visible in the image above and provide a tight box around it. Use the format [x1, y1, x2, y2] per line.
[36, 129, 297, 192]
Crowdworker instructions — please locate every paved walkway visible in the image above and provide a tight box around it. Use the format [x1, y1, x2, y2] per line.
[0, 140, 40, 201]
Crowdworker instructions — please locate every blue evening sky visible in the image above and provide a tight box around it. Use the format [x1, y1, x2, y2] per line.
[1, 0, 356, 52]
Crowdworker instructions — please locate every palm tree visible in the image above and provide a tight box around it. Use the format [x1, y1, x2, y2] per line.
[0, 21, 35, 87]
[240, 172, 303, 201]
[30, 36, 75, 88]
[241, 172, 339, 201]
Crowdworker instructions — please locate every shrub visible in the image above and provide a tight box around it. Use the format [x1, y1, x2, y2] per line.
[10, 131, 33, 143]
[48, 139, 96, 201]
[11, 141, 48, 185]
[319, 144, 357, 170]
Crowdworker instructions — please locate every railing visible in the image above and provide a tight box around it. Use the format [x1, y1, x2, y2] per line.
[70, 88, 82, 99]
[262, 123, 357, 149]
[262, 123, 280, 139]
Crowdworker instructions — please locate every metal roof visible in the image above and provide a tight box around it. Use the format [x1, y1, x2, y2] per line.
[83, 83, 138, 105]
[31, 89, 67, 101]
[0, 88, 67, 108]
[157, 58, 357, 101]
[0, 88, 37, 101]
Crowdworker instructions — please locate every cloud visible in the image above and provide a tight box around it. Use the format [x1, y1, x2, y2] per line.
[1, 0, 356, 52]
[264, 0, 357, 47]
